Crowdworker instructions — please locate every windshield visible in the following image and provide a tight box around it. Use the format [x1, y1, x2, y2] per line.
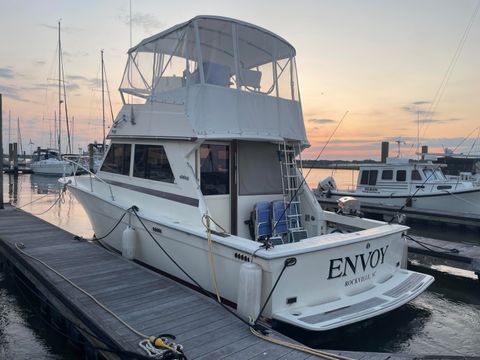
[423, 168, 437, 180]
[434, 168, 446, 180]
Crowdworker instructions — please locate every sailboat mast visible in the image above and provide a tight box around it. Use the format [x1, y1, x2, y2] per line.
[17, 116, 22, 156]
[54, 111, 57, 150]
[58, 20, 62, 158]
[8, 110, 10, 147]
[101, 50, 106, 152]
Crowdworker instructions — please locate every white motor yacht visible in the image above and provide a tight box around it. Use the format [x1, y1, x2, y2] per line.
[62, 16, 433, 332]
[316, 157, 480, 222]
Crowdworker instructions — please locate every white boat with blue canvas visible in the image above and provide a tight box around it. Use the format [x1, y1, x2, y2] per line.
[62, 16, 433, 332]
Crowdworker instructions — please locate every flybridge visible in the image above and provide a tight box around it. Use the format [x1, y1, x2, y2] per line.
[115, 16, 308, 143]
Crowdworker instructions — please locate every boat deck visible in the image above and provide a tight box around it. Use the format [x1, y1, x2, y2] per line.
[0, 205, 464, 359]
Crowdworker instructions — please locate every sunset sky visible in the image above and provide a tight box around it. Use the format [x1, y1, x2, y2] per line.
[1, 0, 479, 160]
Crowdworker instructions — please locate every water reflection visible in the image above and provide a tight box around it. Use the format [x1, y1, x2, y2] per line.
[2, 174, 92, 238]
[30, 174, 63, 195]
[7, 174, 19, 204]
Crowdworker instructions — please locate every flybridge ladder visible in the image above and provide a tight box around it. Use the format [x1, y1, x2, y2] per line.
[279, 141, 307, 242]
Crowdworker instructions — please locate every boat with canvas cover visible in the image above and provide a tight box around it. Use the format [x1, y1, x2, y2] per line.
[61, 16, 433, 332]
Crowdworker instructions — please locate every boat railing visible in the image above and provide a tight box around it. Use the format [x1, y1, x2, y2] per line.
[61, 156, 115, 201]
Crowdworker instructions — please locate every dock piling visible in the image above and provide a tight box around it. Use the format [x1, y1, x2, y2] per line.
[0, 93, 3, 209]
[88, 143, 94, 172]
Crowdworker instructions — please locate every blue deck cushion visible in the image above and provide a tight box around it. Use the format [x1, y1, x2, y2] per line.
[271, 200, 288, 236]
[254, 201, 272, 240]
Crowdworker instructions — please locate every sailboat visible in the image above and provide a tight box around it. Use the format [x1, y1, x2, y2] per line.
[31, 21, 74, 176]
[62, 16, 433, 332]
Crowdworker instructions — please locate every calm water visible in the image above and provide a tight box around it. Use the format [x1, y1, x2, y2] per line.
[1, 172, 480, 358]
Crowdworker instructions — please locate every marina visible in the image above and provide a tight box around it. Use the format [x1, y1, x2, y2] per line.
[1, 2, 480, 359]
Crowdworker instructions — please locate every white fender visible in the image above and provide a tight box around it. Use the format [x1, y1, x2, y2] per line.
[122, 226, 137, 260]
[237, 262, 262, 322]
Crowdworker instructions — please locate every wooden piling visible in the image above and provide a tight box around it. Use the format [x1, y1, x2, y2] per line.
[381, 141, 389, 163]
[0, 93, 3, 209]
[88, 143, 94, 172]
[12, 142, 18, 173]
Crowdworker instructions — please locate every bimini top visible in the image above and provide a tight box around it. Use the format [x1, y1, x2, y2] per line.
[129, 15, 296, 68]
[117, 15, 307, 144]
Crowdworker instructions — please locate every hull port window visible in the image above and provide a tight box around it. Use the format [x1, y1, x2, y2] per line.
[101, 144, 131, 175]
[200, 144, 229, 195]
[133, 145, 175, 183]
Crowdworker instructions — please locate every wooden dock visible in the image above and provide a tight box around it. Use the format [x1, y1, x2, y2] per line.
[0, 205, 463, 359]
[407, 235, 480, 279]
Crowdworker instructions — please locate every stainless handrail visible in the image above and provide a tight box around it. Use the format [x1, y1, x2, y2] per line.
[62, 156, 115, 201]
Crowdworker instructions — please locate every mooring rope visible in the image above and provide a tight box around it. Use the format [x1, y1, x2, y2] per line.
[405, 234, 459, 254]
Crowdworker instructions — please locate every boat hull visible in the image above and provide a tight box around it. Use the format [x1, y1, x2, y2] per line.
[65, 177, 433, 331]
[31, 159, 74, 176]
[319, 187, 480, 218]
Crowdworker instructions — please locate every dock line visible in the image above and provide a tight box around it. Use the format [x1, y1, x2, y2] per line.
[405, 234, 460, 255]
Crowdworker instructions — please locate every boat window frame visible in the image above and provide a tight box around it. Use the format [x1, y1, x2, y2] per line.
[396, 170, 407, 182]
[422, 168, 437, 181]
[199, 142, 231, 196]
[100, 143, 132, 176]
[360, 169, 378, 186]
[411, 169, 422, 181]
[381, 169, 393, 180]
[132, 144, 175, 183]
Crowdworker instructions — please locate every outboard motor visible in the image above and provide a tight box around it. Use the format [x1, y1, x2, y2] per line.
[337, 196, 361, 216]
[318, 176, 337, 192]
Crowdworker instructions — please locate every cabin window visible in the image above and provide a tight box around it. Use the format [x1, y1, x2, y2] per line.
[100, 144, 131, 175]
[381, 170, 393, 180]
[133, 145, 174, 183]
[396, 170, 406, 181]
[423, 168, 436, 180]
[411, 170, 422, 181]
[200, 144, 229, 195]
[360, 170, 378, 185]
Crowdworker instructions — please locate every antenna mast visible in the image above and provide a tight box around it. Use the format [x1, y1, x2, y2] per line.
[58, 20, 62, 157]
